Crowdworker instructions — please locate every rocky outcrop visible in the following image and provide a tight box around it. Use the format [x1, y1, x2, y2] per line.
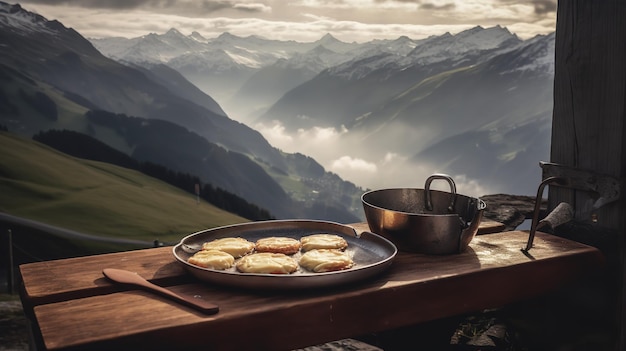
[480, 194, 545, 231]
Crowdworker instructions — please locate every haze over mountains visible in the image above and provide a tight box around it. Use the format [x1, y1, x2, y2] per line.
[92, 22, 554, 197]
[0, 2, 364, 223]
[1, 1, 554, 230]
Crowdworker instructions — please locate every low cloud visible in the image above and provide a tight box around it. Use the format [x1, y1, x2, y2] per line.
[259, 122, 293, 144]
[233, 2, 271, 13]
[256, 120, 496, 197]
[419, 2, 456, 11]
[331, 156, 378, 173]
[255, 121, 348, 163]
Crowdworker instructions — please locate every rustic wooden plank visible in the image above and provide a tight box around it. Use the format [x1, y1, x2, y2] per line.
[551, 0, 626, 228]
[552, 1, 626, 349]
[474, 219, 507, 234]
[29, 231, 603, 351]
[18, 246, 185, 306]
[552, 0, 626, 177]
[19, 220, 505, 306]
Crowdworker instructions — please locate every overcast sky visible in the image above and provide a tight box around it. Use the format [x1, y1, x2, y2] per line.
[18, 0, 557, 42]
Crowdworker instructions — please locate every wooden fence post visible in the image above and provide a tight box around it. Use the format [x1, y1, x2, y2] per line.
[551, 1, 626, 350]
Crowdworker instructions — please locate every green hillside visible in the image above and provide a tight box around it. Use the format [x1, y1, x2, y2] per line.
[0, 131, 249, 244]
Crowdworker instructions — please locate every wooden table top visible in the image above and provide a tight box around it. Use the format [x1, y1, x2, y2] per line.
[19, 221, 603, 351]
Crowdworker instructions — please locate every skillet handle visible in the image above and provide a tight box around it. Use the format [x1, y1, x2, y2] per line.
[425, 174, 457, 212]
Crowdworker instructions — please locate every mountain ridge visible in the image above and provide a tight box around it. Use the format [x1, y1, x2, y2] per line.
[0, 131, 249, 242]
[90, 23, 555, 196]
[0, 1, 364, 223]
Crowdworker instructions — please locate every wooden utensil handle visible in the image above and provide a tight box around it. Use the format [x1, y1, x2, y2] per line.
[148, 283, 219, 315]
[102, 268, 219, 315]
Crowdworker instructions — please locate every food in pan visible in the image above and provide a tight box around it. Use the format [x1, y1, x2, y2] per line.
[187, 249, 235, 270]
[255, 237, 302, 255]
[201, 237, 255, 258]
[187, 233, 356, 273]
[300, 234, 348, 252]
[299, 249, 354, 273]
[235, 252, 299, 274]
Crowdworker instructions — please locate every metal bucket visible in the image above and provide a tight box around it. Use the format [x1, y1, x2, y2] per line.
[361, 174, 486, 254]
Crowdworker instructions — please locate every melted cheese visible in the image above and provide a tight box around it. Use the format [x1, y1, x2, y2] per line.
[300, 234, 348, 252]
[236, 253, 298, 274]
[188, 249, 235, 270]
[255, 237, 301, 254]
[201, 237, 255, 258]
[299, 249, 354, 273]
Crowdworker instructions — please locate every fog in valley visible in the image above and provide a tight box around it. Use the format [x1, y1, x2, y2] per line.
[82, 12, 555, 200]
[251, 119, 494, 197]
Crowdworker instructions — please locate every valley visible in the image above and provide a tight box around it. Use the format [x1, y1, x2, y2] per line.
[1, 2, 554, 241]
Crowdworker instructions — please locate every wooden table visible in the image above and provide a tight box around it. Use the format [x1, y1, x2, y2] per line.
[19, 221, 603, 351]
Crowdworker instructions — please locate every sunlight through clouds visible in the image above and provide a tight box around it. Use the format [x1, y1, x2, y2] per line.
[254, 120, 347, 160]
[296, 125, 348, 141]
[254, 120, 499, 195]
[258, 121, 294, 146]
[331, 156, 377, 173]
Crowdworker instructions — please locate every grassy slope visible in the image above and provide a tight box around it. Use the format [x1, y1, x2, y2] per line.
[0, 132, 249, 244]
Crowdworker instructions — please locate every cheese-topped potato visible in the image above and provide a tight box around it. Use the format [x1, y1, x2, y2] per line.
[188, 249, 235, 270]
[299, 249, 354, 273]
[235, 252, 298, 274]
[300, 234, 348, 252]
[255, 237, 302, 255]
[201, 237, 255, 258]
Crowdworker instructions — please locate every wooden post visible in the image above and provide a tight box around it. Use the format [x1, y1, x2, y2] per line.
[551, 1, 626, 350]
[7, 229, 14, 294]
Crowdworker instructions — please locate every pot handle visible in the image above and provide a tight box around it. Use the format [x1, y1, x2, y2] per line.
[425, 174, 456, 212]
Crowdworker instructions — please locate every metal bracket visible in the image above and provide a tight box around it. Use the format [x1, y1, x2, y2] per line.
[523, 176, 565, 252]
[540, 161, 622, 209]
[522, 162, 623, 252]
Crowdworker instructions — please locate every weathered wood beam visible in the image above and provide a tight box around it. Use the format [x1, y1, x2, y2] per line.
[552, 1, 626, 350]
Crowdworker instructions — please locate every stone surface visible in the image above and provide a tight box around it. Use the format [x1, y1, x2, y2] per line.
[0, 298, 29, 351]
[480, 194, 544, 231]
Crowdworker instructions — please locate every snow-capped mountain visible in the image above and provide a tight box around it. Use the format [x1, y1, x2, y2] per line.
[403, 25, 521, 65]
[88, 10, 554, 196]
[225, 44, 358, 120]
[93, 26, 529, 124]
[90, 28, 207, 64]
[92, 31, 365, 113]
[0, 1, 51, 33]
[250, 27, 554, 196]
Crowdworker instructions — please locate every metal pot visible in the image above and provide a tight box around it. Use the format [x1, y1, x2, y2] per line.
[361, 174, 486, 254]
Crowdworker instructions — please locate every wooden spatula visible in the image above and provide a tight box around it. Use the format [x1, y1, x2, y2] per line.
[102, 268, 219, 315]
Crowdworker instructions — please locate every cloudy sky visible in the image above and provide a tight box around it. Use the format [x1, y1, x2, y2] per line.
[18, 0, 557, 42]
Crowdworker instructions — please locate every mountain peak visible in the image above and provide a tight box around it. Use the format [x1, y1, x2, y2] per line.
[318, 33, 341, 44]
[164, 28, 184, 37]
[458, 25, 514, 39]
[190, 31, 207, 42]
[211, 31, 246, 44]
[216, 32, 239, 40]
[0, 1, 24, 15]
[0, 1, 57, 34]
[452, 24, 519, 51]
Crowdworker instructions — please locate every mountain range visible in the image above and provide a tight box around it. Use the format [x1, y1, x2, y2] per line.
[92, 19, 554, 196]
[0, 2, 364, 223]
[1, 1, 555, 231]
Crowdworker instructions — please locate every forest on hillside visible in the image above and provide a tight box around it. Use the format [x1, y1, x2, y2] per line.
[31, 128, 274, 221]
